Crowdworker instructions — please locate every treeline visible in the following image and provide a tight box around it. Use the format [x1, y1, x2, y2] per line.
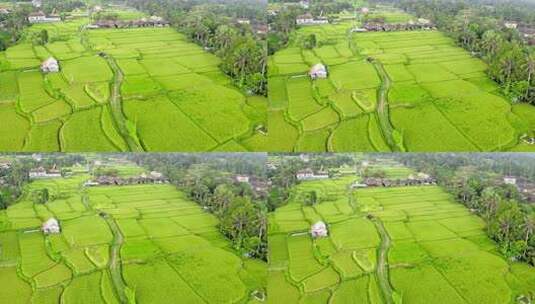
[378, 0, 535, 104]
[267, 153, 354, 210]
[0, 153, 85, 209]
[126, 0, 267, 95]
[0, 5, 31, 51]
[0, 0, 86, 50]
[128, 153, 268, 259]
[267, 0, 355, 54]
[394, 153, 535, 265]
[41, 0, 85, 14]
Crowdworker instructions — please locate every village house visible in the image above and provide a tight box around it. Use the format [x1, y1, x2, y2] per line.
[41, 57, 59, 73]
[88, 172, 168, 187]
[236, 18, 250, 25]
[250, 178, 271, 196]
[28, 11, 60, 23]
[363, 19, 435, 32]
[29, 166, 61, 179]
[363, 175, 436, 188]
[254, 24, 268, 35]
[311, 221, 328, 238]
[417, 18, 431, 25]
[351, 181, 368, 189]
[42, 218, 60, 234]
[150, 171, 163, 179]
[88, 18, 170, 29]
[235, 175, 250, 183]
[309, 63, 327, 79]
[296, 13, 329, 26]
[296, 169, 329, 181]
[503, 176, 517, 185]
[504, 21, 518, 29]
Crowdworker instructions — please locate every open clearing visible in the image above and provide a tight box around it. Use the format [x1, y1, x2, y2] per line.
[267, 16, 534, 152]
[267, 166, 535, 303]
[0, 10, 266, 152]
[0, 170, 266, 303]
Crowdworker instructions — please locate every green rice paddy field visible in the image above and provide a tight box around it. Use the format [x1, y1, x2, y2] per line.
[0, 14, 266, 152]
[267, 21, 535, 152]
[267, 174, 535, 303]
[0, 175, 266, 303]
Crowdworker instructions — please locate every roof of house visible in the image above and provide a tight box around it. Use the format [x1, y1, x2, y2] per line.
[312, 221, 326, 229]
[29, 11, 46, 17]
[297, 13, 313, 19]
[42, 57, 58, 65]
[44, 218, 59, 226]
[310, 63, 326, 73]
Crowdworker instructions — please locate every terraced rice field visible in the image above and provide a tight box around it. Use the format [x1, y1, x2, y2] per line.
[267, 174, 535, 303]
[0, 13, 266, 152]
[0, 174, 266, 303]
[267, 21, 535, 152]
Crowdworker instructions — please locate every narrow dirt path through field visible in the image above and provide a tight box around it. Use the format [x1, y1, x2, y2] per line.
[81, 188, 129, 303]
[372, 60, 401, 152]
[103, 214, 129, 304]
[102, 54, 144, 152]
[373, 218, 395, 304]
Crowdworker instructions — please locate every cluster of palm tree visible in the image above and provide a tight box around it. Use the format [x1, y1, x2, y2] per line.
[447, 174, 535, 264]
[128, 154, 268, 259]
[396, 153, 535, 265]
[127, 0, 266, 95]
[385, 0, 535, 104]
[454, 20, 535, 103]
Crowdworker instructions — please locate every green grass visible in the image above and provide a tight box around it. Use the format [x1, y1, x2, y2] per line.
[0, 267, 32, 304]
[267, 20, 534, 151]
[61, 107, 119, 151]
[0, 18, 261, 152]
[0, 104, 29, 151]
[123, 261, 205, 303]
[269, 168, 535, 303]
[123, 96, 217, 151]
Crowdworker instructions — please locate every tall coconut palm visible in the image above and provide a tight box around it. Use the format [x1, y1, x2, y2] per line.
[522, 214, 535, 258]
[523, 51, 535, 101]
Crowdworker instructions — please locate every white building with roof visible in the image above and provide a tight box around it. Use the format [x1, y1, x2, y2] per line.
[28, 11, 60, 23]
[41, 57, 59, 73]
[504, 176, 517, 185]
[29, 167, 61, 179]
[235, 175, 250, 183]
[42, 218, 60, 234]
[309, 63, 327, 79]
[311, 221, 328, 238]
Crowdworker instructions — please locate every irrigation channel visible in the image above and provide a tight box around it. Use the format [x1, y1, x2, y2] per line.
[372, 60, 402, 152]
[373, 218, 395, 304]
[351, 186, 395, 303]
[103, 54, 144, 152]
[103, 214, 129, 304]
[82, 189, 129, 303]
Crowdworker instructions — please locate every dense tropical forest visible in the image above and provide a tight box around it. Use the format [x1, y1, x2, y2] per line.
[378, 0, 535, 103]
[128, 153, 269, 259]
[394, 153, 535, 264]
